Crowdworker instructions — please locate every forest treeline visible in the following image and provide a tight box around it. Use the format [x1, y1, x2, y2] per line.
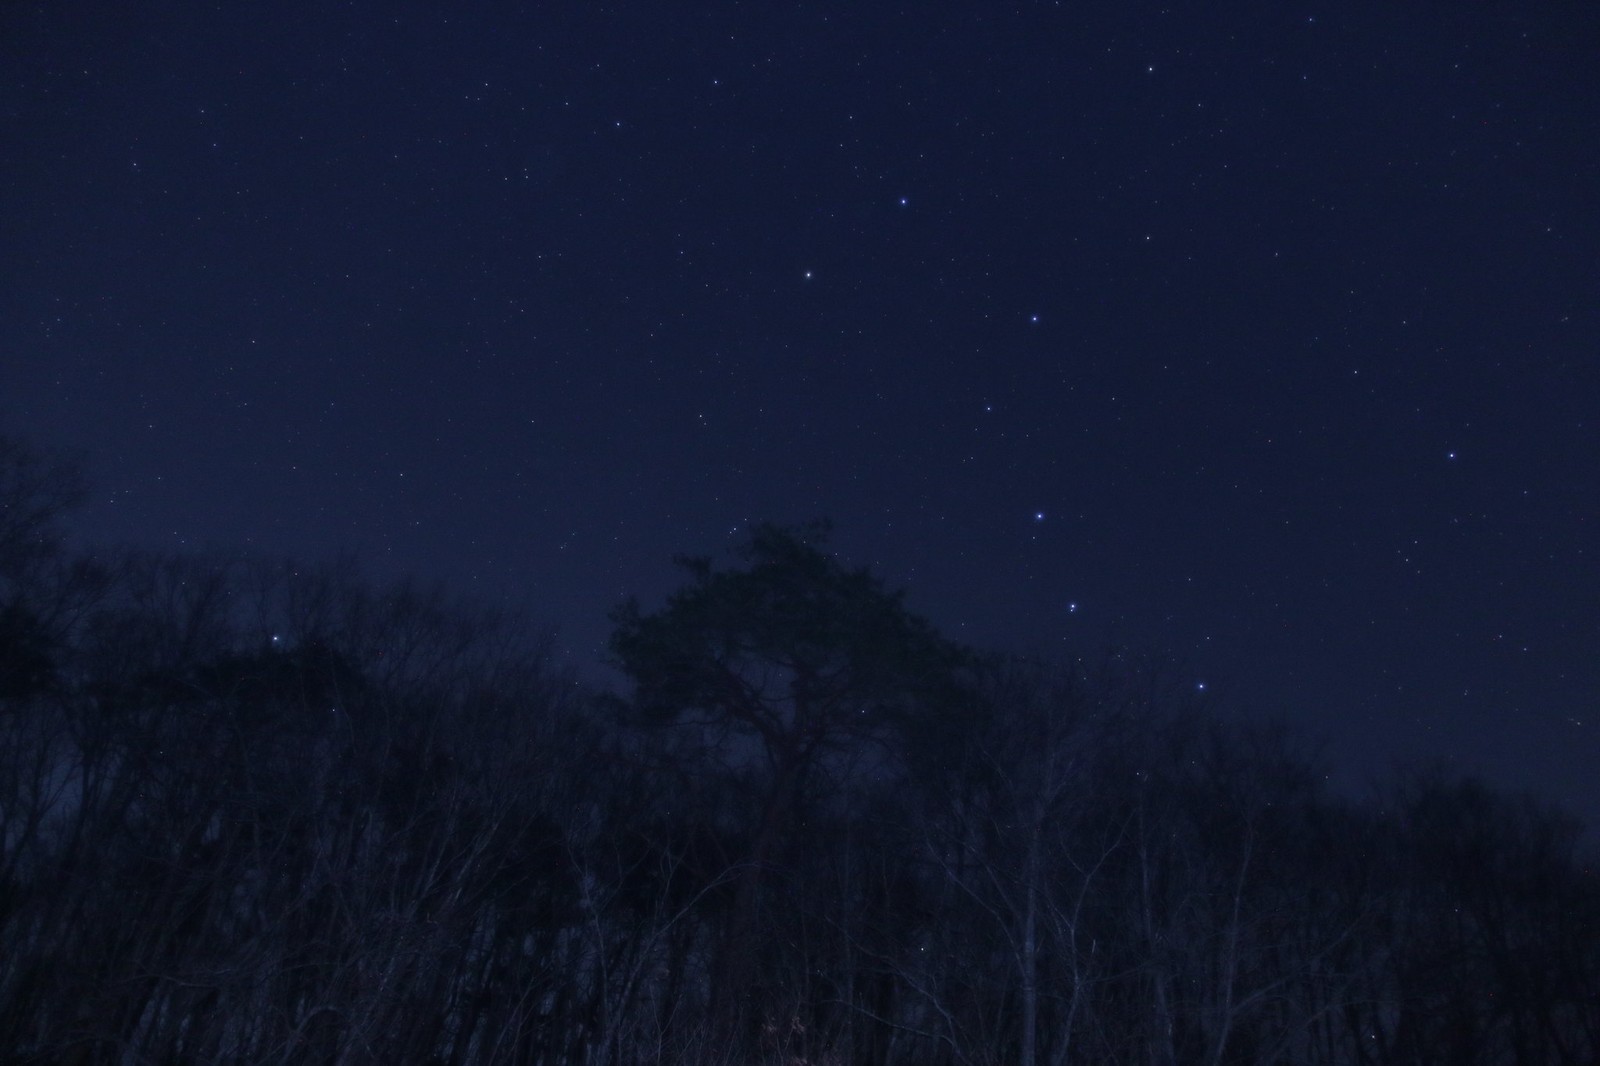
[1, 434, 1597, 1066]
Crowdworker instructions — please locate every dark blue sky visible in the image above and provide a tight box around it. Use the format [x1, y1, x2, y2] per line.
[4, 1, 1596, 823]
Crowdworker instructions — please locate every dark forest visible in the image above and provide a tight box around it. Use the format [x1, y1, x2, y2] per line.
[2, 433, 1596, 1065]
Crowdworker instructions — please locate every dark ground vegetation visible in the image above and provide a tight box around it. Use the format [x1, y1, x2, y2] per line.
[2, 434, 1596, 1065]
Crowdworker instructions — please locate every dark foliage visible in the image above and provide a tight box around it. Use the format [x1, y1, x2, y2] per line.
[0, 440, 1594, 1065]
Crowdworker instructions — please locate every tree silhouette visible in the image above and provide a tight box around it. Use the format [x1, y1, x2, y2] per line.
[1, 429, 1596, 1065]
[608, 521, 978, 1048]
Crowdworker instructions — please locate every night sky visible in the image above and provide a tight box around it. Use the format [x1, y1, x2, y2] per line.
[3, 3, 1596, 823]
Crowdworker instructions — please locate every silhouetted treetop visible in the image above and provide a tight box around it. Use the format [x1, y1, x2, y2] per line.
[608, 521, 976, 753]
[0, 434, 84, 579]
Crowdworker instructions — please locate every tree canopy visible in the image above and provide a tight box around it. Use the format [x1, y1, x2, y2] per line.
[608, 520, 978, 768]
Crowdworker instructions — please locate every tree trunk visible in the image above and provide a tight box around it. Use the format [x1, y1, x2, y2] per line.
[711, 747, 806, 1050]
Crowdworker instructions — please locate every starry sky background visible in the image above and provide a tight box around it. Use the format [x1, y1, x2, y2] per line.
[3, 2, 1596, 823]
